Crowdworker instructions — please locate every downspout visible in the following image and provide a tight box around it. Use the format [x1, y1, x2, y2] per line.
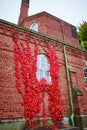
[63, 46, 75, 127]
[61, 21, 66, 42]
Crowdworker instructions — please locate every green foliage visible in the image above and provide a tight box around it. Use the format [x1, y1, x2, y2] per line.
[78, 21, 87, 51]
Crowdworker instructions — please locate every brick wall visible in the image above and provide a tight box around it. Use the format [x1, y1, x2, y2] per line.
[0, 24, 24, 119]
[0, 20, 87, 120]
[23, 12, 80, 48]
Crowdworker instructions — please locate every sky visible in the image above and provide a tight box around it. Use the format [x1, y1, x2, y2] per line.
[0, 0, 87, 28]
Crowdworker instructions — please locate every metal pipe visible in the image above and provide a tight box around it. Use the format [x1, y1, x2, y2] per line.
[61, 21, 66, 42]
[63, 46, 75, 126]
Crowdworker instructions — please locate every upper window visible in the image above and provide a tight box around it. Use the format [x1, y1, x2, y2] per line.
[36, 54, 51, 82]
[23, 0, 30, 4]
[71, 25, 78, 38]
[30, 22, 38, 32]
[84, 67, 87, 82]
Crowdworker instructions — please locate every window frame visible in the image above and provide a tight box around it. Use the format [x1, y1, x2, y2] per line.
[71, 25, 78, 38]
[30, 22, 38, 32]
[23, 0, 30, 4]
[84, 67, 87, 83]
[36, 54, 51, 82]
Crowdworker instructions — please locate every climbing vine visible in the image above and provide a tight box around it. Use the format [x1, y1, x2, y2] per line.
[13, 34, 63, 129]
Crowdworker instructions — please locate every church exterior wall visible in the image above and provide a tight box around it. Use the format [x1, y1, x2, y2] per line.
[0, 19, 87, 129]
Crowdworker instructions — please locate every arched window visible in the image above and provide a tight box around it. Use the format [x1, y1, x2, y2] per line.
[36, 54, 51, 82]
[30, 22, 38, 32]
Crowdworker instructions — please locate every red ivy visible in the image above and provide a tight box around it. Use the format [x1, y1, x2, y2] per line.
[13, 34, 63, 129]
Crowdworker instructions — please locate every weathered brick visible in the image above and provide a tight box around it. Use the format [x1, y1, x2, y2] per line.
[0, 19, 87, 121]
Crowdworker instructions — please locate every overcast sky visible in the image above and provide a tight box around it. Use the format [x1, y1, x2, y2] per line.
[0, 0, 87, 28]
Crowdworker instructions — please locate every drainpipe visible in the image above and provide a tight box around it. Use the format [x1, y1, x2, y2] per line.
[63, 46, 75, 127]
[61, 21, 66, 42]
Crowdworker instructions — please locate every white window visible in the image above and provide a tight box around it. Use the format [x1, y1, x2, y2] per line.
[30, 22, 38, 32]
[36, 54, 51, 82]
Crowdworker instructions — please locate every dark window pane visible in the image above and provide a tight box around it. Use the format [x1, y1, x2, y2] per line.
[84, 68, 87, 77]
[71, 25, 78, 38]
[23, 0, 29, 4]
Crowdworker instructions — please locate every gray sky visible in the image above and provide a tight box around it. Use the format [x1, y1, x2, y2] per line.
[0, 0, 87, 27]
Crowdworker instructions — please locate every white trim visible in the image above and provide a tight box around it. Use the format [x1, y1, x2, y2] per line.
[36, 54, 51, 82]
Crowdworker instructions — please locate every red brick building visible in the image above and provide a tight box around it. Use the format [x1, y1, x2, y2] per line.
[0, 0, 87, 130]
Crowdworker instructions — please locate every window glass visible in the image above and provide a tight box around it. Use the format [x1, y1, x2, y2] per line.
[23, 0, 30, 4]
[71, 25, 78, 38]
[30, 23, 38, 31]
[84, 68, 87, 77]
[84, 67, 87, 82]
[36, 54, 51, 82]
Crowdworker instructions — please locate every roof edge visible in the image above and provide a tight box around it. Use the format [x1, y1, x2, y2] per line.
[24, 11, 77, 27]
